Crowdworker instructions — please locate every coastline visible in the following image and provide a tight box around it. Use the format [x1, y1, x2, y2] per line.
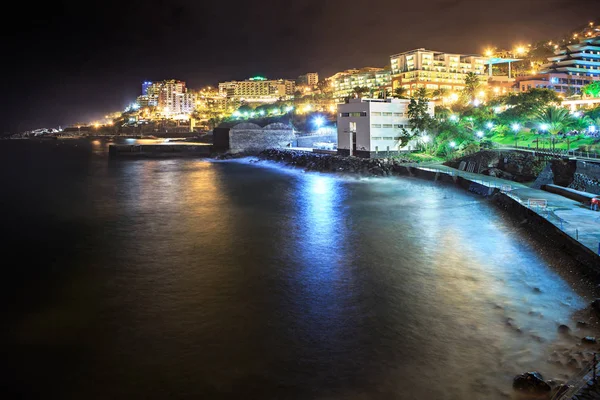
[255, 149, 600, 274]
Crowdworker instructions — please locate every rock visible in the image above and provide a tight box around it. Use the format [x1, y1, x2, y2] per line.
[582, 336, 597, 344]
[591, 299, 600, 316]
[512, 372, 551, 393]
[577, 320, 589, 328]
[558, 324, 571, 334]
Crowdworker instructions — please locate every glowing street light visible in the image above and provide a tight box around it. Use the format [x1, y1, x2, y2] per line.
[285, 106, 294, 113]
[449, 115, 458, 122]
[511, 123, 520, 132]
[313, 116, 325, 128]
[476, 131, 484, 138]
[539, 123, 549, 131]
[422, 135, 430, 143]
[449, 141, 456, 148]
[484, 48, 494, 57]
[590, 125, 597, 133]
[514, 46, 527, 55]
[259, 110, 265, 116]
[486, 122, 494, 129]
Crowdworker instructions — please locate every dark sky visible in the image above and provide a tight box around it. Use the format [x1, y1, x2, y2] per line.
[2, 0, 599, 132]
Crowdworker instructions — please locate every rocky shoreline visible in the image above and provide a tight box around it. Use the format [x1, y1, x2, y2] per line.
[257, 148, 413, 176]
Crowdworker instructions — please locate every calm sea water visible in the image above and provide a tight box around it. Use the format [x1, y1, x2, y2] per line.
[1, 139, 596, 399]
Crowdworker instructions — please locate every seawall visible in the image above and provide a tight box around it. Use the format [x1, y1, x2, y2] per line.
[257, 149, 600, 273]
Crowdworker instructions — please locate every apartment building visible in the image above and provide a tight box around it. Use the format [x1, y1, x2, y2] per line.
[390, 49, 487, 95]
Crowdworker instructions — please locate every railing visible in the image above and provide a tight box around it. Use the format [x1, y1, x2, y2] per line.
[553, 353, 599, 399]
[496, 145, 600, 160]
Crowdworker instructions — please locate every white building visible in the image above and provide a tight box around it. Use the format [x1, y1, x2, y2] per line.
[337, 98, 434, 158]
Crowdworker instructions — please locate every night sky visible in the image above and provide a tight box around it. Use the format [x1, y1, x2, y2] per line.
[2, 0, 599, 132]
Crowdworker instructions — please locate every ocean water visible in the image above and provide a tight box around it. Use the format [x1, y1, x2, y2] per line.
[1, 139, 596, 399]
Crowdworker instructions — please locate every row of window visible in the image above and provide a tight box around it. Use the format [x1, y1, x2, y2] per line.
[340, 112, 367, 117]
[371, 124, 408, 129]
[371, 137, 402, 140]
[371, 112, 405, 117]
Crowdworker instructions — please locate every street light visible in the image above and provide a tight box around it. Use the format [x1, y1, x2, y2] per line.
[512, 123, 520, 147]
[590, 125, 597, 133]
[450, 141, 456, 148]
[486, 122, 494, 129]
[476, 131, 484, 138]
[449, 115, 458, 122]
[313, 116, 325, 129]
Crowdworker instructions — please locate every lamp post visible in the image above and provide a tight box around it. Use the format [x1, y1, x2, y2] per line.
[539, 124, 548, 150]
[511, 123, 520, 147]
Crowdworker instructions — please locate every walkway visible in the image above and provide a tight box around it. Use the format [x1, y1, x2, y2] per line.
[408, 162, 600, 257]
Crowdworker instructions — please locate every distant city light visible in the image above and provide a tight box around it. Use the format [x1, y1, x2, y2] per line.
[476, 131, 484, 138]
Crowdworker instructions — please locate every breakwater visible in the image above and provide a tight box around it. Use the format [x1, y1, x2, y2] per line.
[109, 143, 212, 158]
[258, 149, 600, 273]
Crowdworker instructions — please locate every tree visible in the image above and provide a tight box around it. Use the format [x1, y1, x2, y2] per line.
[394, 87, 408, 99]
[582, 81, 600, 98]
[499, 88, 562, 121]
[462, 72, 481, 102]
[432, 88, 448, 100]
[412, 87, 430, 100]
[403, 90, 434, 148]
[534, 106, 574, 149]
[352, 86, 369, 98]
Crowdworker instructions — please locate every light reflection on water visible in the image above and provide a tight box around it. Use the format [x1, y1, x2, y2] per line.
[2, 143, 596, 400]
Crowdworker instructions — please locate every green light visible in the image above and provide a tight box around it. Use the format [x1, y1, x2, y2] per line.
[249, 76, 267, 81]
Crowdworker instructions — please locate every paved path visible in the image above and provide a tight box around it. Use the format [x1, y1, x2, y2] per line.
[408, 163, 600, 257]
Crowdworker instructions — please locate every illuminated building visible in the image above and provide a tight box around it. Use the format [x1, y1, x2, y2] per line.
[297, 72, 319, 86]
[327, 68, 392, 101]
[218, 76, 295, 103]
[142, 81, 152, 95]
[336, 98, 434, 158]
[527, 36, 600, 94]
[390, 49, 487, 95]
[136, 94, 158, 107]
[145, 79, 195, 115]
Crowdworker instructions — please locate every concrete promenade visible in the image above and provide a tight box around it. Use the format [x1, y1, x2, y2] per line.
[409, 162, 600, 258]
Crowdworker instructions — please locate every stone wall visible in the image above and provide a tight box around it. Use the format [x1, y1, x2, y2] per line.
[445, 150, 545, 182]
[228, 123, 295, 154]
[295, 134, 337, 148]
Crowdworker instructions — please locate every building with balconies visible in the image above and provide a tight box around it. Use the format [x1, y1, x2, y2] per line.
[327, 68, 392, 101]
[390, 49, 487, 95]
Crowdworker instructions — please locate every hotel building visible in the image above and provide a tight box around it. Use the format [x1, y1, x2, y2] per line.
[390, 49, 487, 95]
[336, 98, 434, 158]
[218, 77, 295, 103]
[327, 68, 392, 101]
[517, 36, 600, 95]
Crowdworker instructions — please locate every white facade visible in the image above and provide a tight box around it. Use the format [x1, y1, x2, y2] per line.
[337, 98, 434, 157]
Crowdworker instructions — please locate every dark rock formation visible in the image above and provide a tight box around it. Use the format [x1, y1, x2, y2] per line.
[558, 324, 571, 334]
[582, 336, 597, 344]
[512, 372, 551, 393]
[258, 149, 412, 177]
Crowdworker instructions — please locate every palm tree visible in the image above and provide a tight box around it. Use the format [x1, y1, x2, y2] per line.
[413, 87, 430, 100]
[432, 88, 448, 100]
[534, 106, 574, 150]
[352, 86, 369, 98]
[582, 81, 600, 98]
[463, 72, 481, 102]
[394, 87, 408, 99]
